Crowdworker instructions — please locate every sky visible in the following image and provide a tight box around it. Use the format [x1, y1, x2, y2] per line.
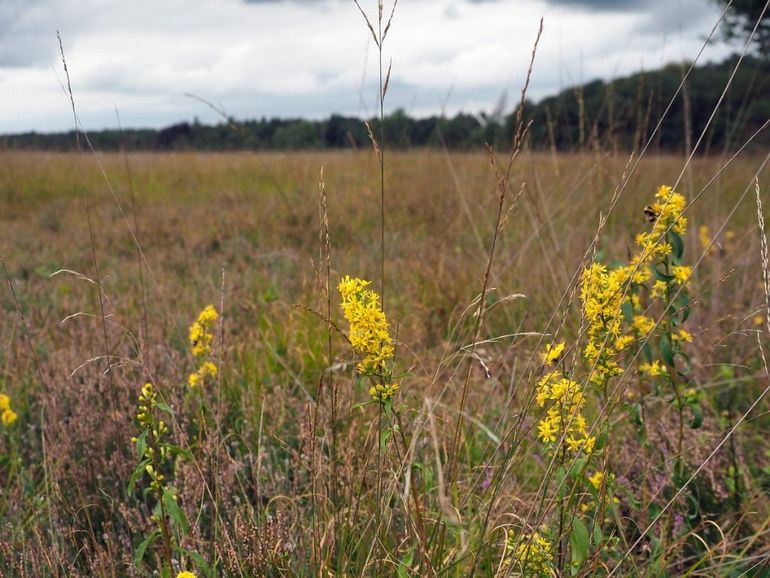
[0, 0, 735, 133]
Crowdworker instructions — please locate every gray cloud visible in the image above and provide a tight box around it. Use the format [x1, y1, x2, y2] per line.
[0, 0, 94, 67]
[0, 0, 732, 132]
[0, 0, 55, 66]
[544, 0, 656, 11]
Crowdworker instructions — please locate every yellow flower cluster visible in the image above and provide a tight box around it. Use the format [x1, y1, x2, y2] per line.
[189, 305, 218, 357]
[535, 369, 595, 454]
[647, 185, 687, 234]
[635, 185, 688, 266]
[671, 265, 692, 285]
[541, 342, 565, 365]
[506, 531, 553, 576]
[338, 276, 394, 376]
[580, 470, 619, 513]
[588, 470, 605, 489]
[368, 381, 400, 402]
[0, 393, 17, 426]
[580, 263, 632, 387]
[632, 314, 656, 335]
[188, 305, 218, 389]
[639, 360, 666, 378]
[177, 572, 196, 578]
[188, 361, 218, 389]
[674, 329, 693, 343]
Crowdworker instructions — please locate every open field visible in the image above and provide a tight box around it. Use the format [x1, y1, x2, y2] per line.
[1, 150, 770, 576]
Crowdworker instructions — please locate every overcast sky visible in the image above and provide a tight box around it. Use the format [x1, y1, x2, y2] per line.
[0, 0, 734, 133]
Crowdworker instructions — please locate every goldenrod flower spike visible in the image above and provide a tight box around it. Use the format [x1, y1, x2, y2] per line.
[187, 305, 219, 388]
[338, 275, 398, 402]
[189, 304, 218, 358]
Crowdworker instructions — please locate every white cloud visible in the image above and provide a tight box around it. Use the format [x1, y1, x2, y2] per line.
[0, 0, 733, 132]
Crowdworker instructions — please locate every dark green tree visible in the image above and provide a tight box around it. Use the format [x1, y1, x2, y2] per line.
[716, 0, 770, 57]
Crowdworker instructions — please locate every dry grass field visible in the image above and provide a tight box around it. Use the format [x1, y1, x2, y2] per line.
[1, 149, 770, 576]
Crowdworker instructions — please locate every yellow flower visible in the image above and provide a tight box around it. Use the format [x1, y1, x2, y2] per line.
[187, 372, 200, 388]
[754, 315, 765, 327]
[367, 381, 400, 403]
[506, 531, 553, 575]
[537, 417, 559, 443]
[0, 394, 9, 412]
[338, 276, 394, 376]
[541, 342, 565, 364]
[535, 372, 594, 454]
[671, 265, 692, 285]
[588, 471, 604, 490]
[177, 572, 196, 578]
[614, 335, 634, 352]
[189, 305, 218, 357]
[2, 409, 17, 426]
[676, 329, 693, 343]
[653, 185, 688, 235]
[187, 361, 218, 389]
[197, 304, 218, 325]
[651, 280, 668, 299]
[699, 225, 715, 255]
[339, 276, 399, 403]
[639, 360, 666, 378]
[632, 315, 656, 335]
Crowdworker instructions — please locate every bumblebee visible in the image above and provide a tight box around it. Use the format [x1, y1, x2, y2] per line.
[643, 205, 659, 223]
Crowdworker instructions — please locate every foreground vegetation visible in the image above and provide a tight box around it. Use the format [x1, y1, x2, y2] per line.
[0, 149, 769, 576]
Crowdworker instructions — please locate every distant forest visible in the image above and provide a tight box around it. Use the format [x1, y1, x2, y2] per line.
[3, 54, 768, 153]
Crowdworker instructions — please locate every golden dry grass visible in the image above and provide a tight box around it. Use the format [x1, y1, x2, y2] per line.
[1, 149, 769, 576]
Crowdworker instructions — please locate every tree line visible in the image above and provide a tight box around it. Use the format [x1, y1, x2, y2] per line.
[2, 54, 767, 154]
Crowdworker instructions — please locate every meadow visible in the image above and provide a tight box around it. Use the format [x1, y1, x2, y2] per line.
[1, 148, 770, 576]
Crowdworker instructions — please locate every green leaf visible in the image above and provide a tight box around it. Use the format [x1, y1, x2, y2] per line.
[669, 231, 684, 261]
[380, 426, 392, 449]
[642, 342, 653, 363]
[155, 401, 173, 415]
[621, 299, 633, 324]
[654, 266, 675, 283]
[593, 423, 609, 451]
[567, 457, 587, 479]
[625, 402, 644, 427]
[175, 547, 210, 574]
[570, 518, 590, 568]
[688, 403, 703, 429]
[413, 463, 433, 491]
[660, 334, 675, 367]
[397, 546, 415, 578]
[351, 400, 376, 411]
[135, 430, 148, 460]
[165, 444, 194, 461]
[593, 523, 603, 547]
[163, 487, 189, 535]
[675, 292, 691, 323]
[127, 459, 150, 495]
[134, 530, 160, 569]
